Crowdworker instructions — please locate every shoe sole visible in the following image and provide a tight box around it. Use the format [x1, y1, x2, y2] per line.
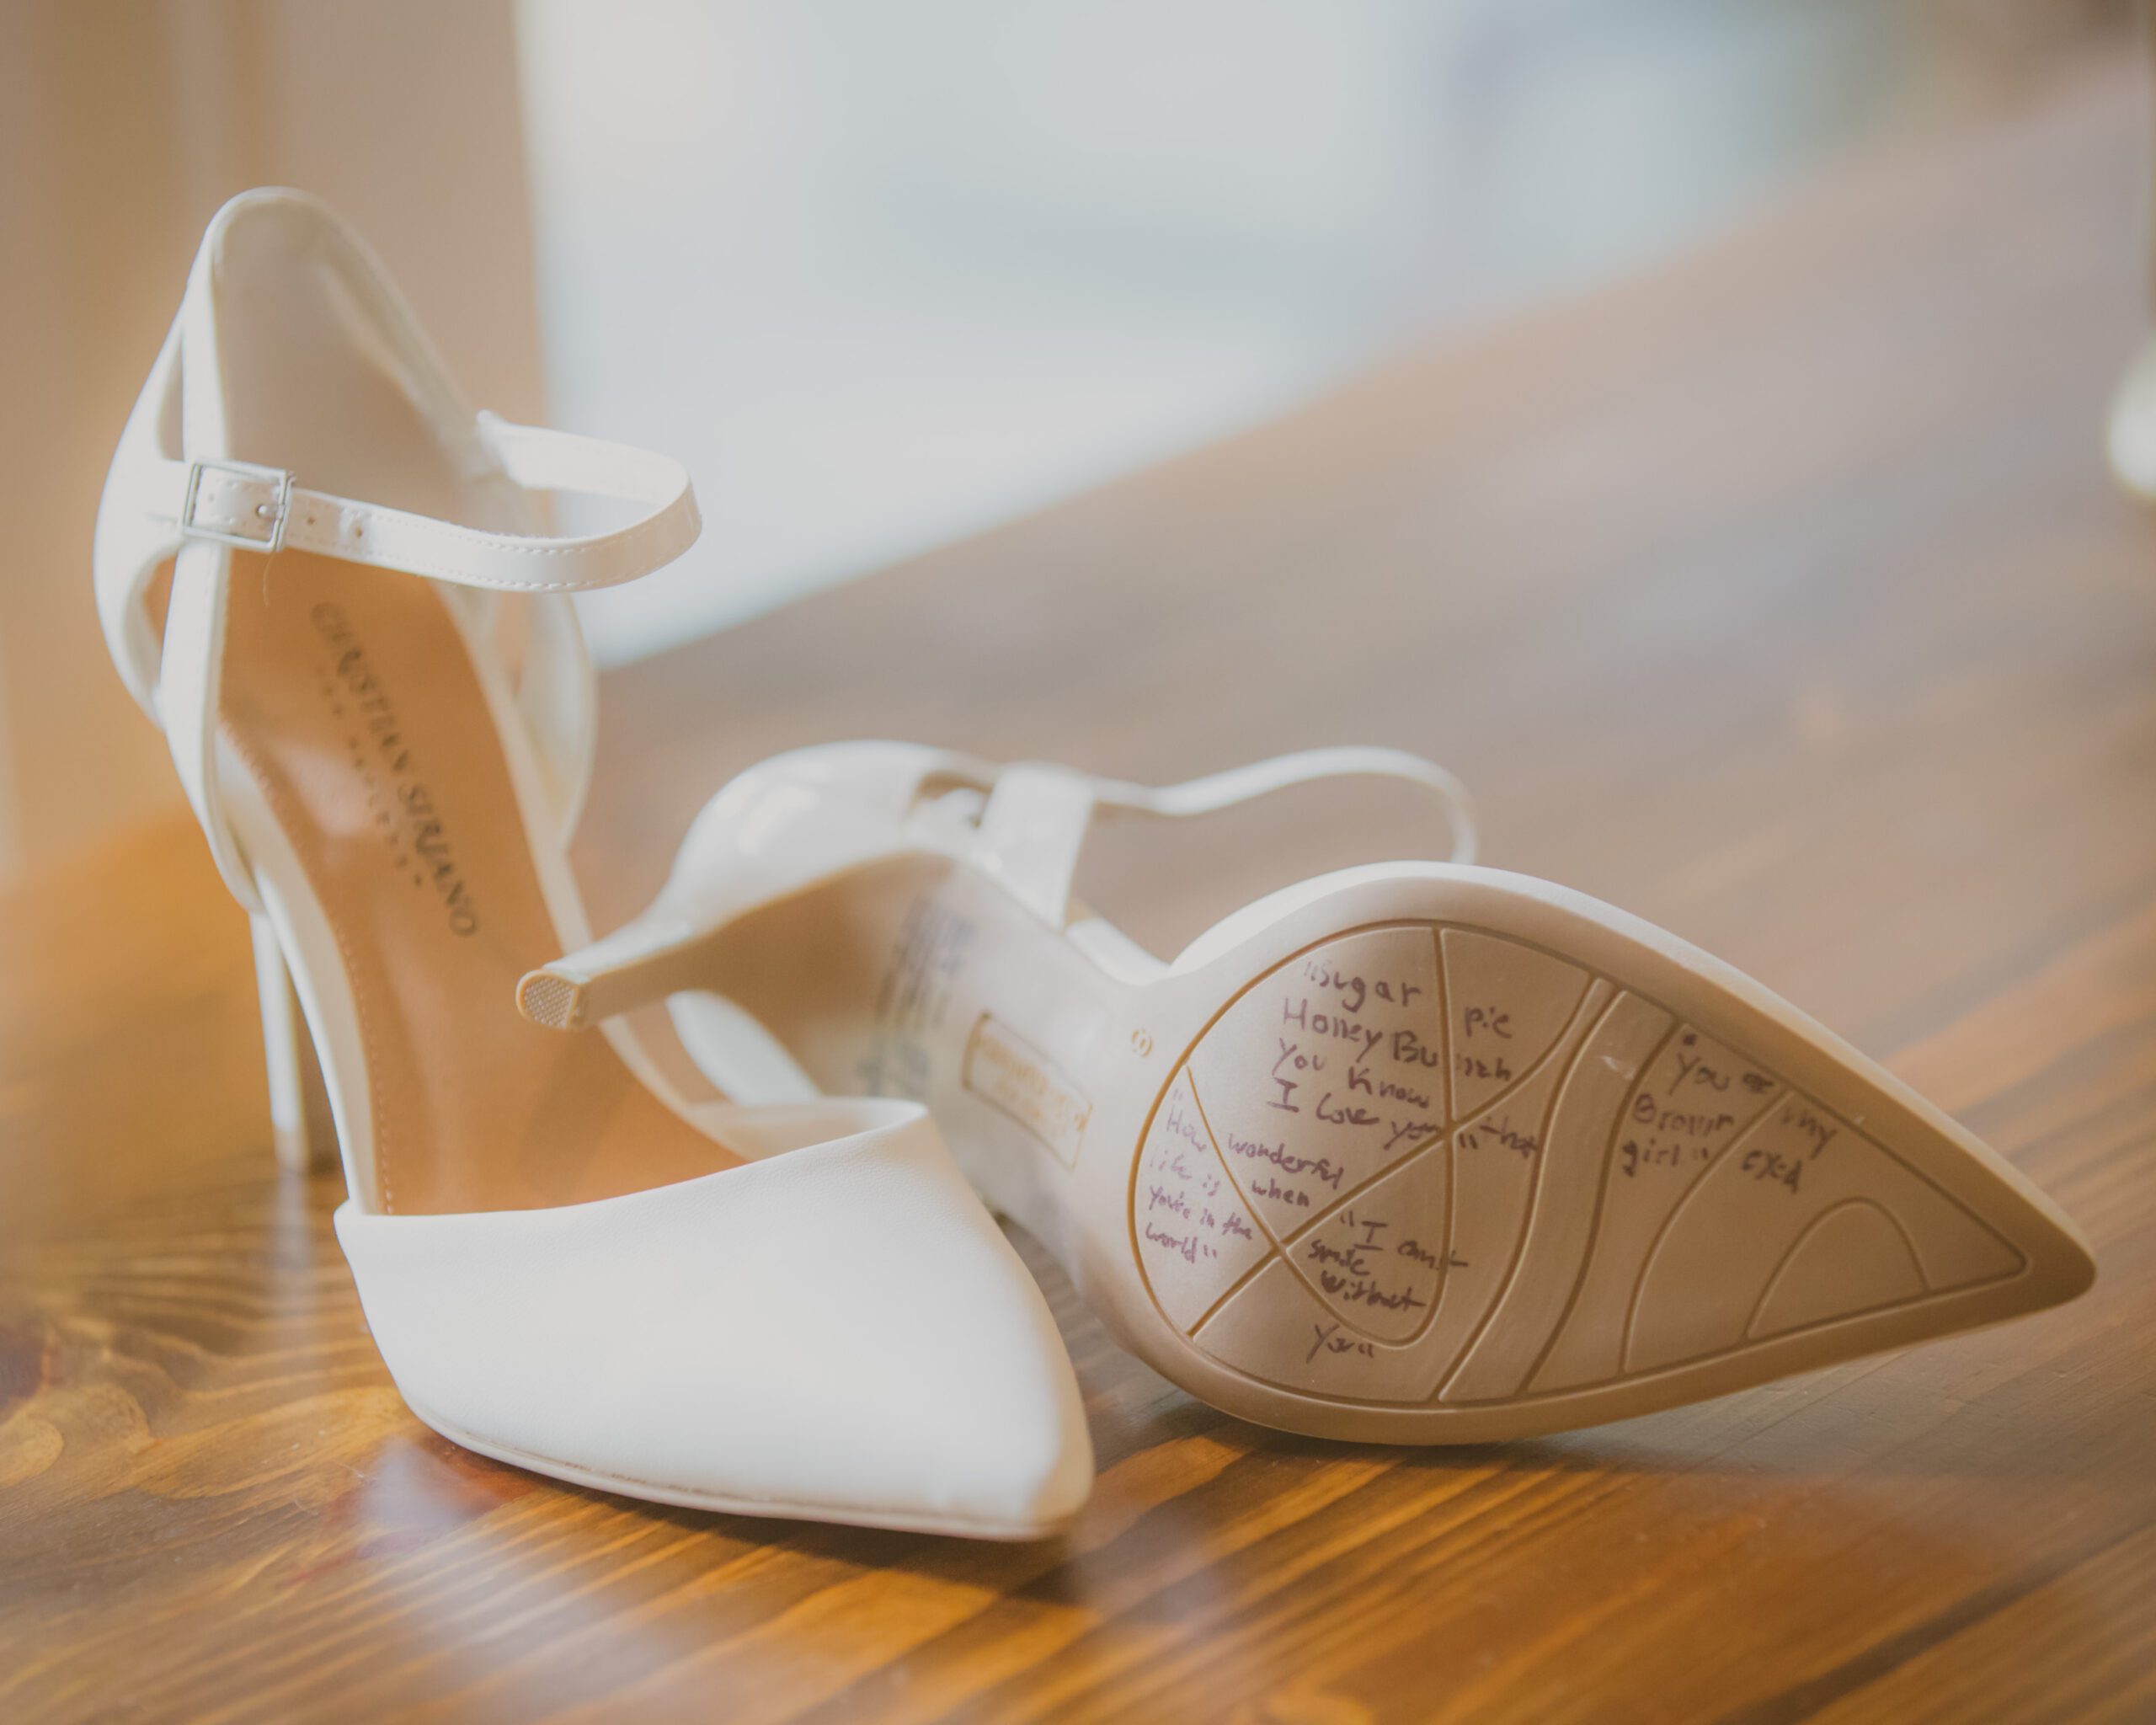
[1021, 868, 2094, 1441]
[413, 1404, 1080, 1541]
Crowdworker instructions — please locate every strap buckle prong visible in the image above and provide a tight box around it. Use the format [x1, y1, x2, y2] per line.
[179, 459, 293, 554]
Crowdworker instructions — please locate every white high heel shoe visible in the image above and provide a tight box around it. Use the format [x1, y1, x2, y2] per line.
[525, 743, 2095, 1444]
[93, 190, 1091, 1537]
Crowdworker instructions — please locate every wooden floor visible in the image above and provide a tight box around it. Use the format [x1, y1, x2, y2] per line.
[4, 52, 2153, 1725]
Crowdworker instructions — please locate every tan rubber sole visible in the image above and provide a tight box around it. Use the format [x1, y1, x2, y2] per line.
[617, 860, 2095, 1443]
[1042, 868, 2095, 1440]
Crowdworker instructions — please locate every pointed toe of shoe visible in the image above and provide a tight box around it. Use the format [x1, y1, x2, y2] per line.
[839, 1226, 1095, 1537]
[337, 1105, 1091, 1537]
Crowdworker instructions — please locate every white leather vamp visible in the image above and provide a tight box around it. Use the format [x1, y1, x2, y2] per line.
[337, 1101, 1091, 1535]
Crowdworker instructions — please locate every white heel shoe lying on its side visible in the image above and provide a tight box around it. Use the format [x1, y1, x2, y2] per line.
[525, 743, 2095, 1445]
[93, 191, 1090, 1537]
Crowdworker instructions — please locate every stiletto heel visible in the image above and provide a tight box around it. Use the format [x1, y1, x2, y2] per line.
[250, 914, 335, 1172]
[93, 190, 1090, 1535]
[515, 911, 717, 1033]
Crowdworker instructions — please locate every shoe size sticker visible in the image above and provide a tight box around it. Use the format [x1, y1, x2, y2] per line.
[963, 1014, 1091, 1167]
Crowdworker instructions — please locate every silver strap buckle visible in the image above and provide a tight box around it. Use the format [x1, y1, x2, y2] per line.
[180, 459, 293, 554]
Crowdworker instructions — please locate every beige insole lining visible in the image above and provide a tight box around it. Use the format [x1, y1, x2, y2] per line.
[220, 548, 741, 1214]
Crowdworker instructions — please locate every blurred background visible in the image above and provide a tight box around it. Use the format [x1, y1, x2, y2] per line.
[0, 0, 2132, 883]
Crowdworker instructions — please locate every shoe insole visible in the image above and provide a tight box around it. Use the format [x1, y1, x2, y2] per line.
[220, 547, 741, 1214]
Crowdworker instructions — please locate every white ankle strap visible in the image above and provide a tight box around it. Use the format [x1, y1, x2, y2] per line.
[127, 416, 696, 595]
[1087, 747, 1477, 843]
[972, 747, 1478, 929]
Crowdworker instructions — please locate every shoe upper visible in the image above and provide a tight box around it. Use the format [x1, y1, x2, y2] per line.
[337, 1100, 1093, 1535]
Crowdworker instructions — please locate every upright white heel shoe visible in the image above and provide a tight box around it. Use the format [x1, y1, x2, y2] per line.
[526, 743, 2095, 1444]
[93, 190, 1091, 1537]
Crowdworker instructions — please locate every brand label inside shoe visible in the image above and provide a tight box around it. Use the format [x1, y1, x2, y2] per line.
[311, 601, 480, 936]
[963, 1014, 1091, 1167]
